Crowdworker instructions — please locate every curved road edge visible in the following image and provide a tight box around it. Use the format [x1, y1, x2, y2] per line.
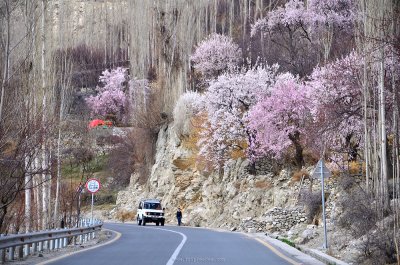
[37, 229, 122, 265]
[178, 225, 324, 265]
[245, 233, 325, 265]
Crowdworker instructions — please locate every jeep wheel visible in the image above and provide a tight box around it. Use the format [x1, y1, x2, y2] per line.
[142, 218, 146, 226]
[156, 221, 159, 226]
[137, 216, 142, 226]
[161, 220, 165, 226]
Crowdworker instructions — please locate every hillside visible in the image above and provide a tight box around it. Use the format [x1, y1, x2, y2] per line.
[0, 1, 399, 264]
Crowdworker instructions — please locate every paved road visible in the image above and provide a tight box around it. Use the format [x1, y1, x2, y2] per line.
[47, 223, 297, 265]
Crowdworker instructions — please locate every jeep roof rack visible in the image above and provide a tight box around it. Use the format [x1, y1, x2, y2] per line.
[142, 199, 161, 203]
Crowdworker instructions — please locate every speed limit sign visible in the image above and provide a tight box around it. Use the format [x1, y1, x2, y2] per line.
[85, 178, 101, 194]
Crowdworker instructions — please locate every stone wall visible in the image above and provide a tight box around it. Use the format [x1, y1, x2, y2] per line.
[240, 207, 307, 233]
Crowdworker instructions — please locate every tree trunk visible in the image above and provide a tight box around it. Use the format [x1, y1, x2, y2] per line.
[24, 156, 31, 232]
[54, 127, 61, 227]
[0, 204, 8, 233]
[289, 131, 304, 169]
[0, 0, 11, 122]
[378, 18, 389, 213]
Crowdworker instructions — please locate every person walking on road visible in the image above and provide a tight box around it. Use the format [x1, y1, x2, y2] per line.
[176, 207, 182, 226]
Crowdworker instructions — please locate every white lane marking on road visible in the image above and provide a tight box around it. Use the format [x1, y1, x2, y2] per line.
[153, 228, 187, 265]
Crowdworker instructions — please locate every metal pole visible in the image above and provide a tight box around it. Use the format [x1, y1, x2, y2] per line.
[91, 193, 94, 226]
[320, 160, 328, 249]
[77, 191, 81, 228]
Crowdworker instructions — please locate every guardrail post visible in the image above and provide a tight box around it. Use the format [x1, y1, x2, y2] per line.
[32, 242, 37, 253]
[17, 245, 23, 259]
[38, 241, 43, 252]
[1, 248, 5, 264]
[0, 234, 5, 264]
[8, 246, 14, 260]
[49, 239, 54, 250]
[24, 243, 30, 256]
[63, 237, 67, 247]
[54, 230, 58, 249]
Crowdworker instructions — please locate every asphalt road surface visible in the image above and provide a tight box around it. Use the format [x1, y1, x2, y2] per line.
[46, 223, 296, 265]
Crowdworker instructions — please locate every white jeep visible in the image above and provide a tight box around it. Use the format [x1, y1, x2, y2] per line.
[137, 199, 165, 226]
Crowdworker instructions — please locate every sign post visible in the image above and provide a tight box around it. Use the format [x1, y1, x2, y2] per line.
[85, 178, 101, 226]
[312, 159, 331, 249]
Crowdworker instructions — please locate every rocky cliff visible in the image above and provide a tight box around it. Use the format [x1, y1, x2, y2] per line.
[115, 123, 340, 231]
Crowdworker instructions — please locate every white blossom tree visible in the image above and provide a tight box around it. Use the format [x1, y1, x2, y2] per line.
[199, 65, 278, 171]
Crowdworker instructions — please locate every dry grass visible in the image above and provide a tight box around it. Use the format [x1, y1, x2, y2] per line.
[115, 210, 136, 223]
[348, 161, 364, 175]
[254, 179, 271, 189]
[181, 113, 207, 151]
[292, 170, 310, 182]
[191, 192, 202, 203]
[229, 140, 248, 160]
[173, 157, 197, 171]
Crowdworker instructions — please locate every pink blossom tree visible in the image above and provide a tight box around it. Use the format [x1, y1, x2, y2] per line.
[86, 67, 128, 121]
[307, 50, 399, 163]
[251, 0, 355, 70]
[306, 52, 363, 160]
[306, 0, 355, 61]
[191, 33, 242, 81]
[199, 65, 278, 171]
[248, 73, 312, 168]
[251, 0, 316, 76]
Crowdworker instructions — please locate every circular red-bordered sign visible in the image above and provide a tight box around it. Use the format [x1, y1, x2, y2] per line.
[85, 178, 101, 194]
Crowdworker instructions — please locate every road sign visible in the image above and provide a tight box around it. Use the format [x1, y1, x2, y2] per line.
[312, 159, 331, 179]
[85, 178, 101, 194]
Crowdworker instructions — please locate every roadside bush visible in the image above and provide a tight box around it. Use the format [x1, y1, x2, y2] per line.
[298, 190, 322, 224]
[337, 180, 376, 238]
[356, 229, 398, 265]
[337, 177, 398, 264]
[291, 169, 309, 182]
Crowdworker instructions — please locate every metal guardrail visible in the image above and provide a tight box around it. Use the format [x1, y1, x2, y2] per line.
[0, 218, 102, 263]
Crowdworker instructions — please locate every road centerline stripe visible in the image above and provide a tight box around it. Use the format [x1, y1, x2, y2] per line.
[152, 228, 187, 265]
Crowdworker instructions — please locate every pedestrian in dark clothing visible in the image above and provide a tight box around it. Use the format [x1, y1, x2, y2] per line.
[176, 208, 182, 226]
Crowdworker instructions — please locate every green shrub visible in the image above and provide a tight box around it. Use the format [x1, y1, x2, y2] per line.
[279, 238, 295, 248]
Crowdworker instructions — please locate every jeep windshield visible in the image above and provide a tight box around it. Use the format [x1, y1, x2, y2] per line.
[144, 202, 162, 210]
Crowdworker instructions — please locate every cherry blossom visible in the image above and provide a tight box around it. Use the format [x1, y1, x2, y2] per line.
[191, 33, 242, 79]
[86, 67, 128, 120]
[248, 73, 312, 167]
